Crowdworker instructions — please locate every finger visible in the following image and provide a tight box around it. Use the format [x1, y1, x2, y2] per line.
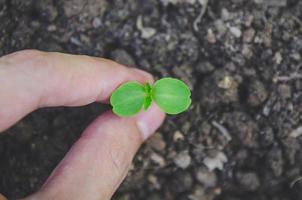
[0, 193, 7, 200]
[0, 50, 153, 131]
[24, 103, 165, 200]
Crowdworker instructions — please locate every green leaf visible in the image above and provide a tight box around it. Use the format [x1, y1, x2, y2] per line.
[110, 82, 145, 116]
[152, 78, 191, 114]
[143, 96, 152, 110]
[143, 83, 152, 110]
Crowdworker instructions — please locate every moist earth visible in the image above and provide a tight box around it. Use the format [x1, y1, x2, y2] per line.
[1, 0, 302, 199]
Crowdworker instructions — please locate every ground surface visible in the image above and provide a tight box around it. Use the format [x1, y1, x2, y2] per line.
[1, 0, 302, 199]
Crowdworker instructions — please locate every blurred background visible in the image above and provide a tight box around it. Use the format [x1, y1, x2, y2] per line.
[1, 0, 302, 199]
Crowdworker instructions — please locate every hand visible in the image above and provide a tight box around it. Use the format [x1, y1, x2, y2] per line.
[0, 50, 165, 200]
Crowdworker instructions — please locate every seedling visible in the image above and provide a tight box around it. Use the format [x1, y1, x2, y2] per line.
[110, 78, 191, 117]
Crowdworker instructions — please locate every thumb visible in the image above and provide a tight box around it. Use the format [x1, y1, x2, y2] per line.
[24, 103, 165, 200]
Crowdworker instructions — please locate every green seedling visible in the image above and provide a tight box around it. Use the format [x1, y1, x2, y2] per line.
[110, 78, 191, 117]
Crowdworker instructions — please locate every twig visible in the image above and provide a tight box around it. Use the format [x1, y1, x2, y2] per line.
[292, 16, 302, 27]
[212, 121, 232, 141]
[273, 63, 302, 82]
[273, 73, 302, 82]
[290, 177, 302, 188]
[193, 0, 209, 31]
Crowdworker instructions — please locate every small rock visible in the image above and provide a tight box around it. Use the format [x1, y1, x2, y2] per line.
[243, 28, 256, 43]
[173, 131, 184, 142]
[217, 76, 236, 89]
[221, 8, 230, 21]
[247, 80, 268, 107]
[290, 53, 301, 61]
[289, 127, 302, 138]
[203, 151, 228, 171]
[174, 151, 191, 169]
[244, 15, 254, 27]
[196, 61, 215, 74]
[110, 49, 135, 67]
[214, 19, 227, 35]
[267, 147, 284, 176]
[254, 0, 263, 4]
[207, 29, 216, 43]
[35, 0, 58, 22]
[265, 0, 287, 7]
[147, 133, 166, 152]
[170, 171, 193, 193]
[11, 0, 33, 12]
[70, 37, 83, 47]
[273, 51, 283, 64]
[47, 24, 57, 32]
[64, 0, 107, 18]
[92, 17, 102, 28]
[196, 167, 217, 187]
[80, 34, 91, 46]
[150, 152, 166, 167]
[217, 75, 239, 101]
[148, 174, 160, 189]
[241, 45, 253, 59]
[236, 171, 260, 191]
[200, 121, 212, 135]
[189, 186, 206, 200]
[230, 26, 242, 38]
[225, 62, 237, 72]
[278, 84, 291, 99]
[136, 15, 156, 39]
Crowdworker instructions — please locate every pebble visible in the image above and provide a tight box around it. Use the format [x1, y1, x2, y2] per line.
[203, 151, 227, 171]
[244, 15, 254, 27]
[150, 152, 166, 167]
[35, 0, 58, 22]
[278, 84, 291, 99]
[214, 19, 227, 35]
[64, 0, 107, 18]
[148, 174, 161, 189]
[173, 131, 185, 142]
[189, 186, 206, 200]
[217, 76, 236, 89]
[236, 171, 260, 191]
[147, 133, 166, 152]
[254, 0, 263, 4]
[273, 51, 283, 64]
[196, 167, 217, 187]
[241, 45, 253, 59]
[267, 147, 284, 176]
[92, 17, 102, 28]
[170, 171, 193, 193]
[243, 28, 255, 43]
[230, 26, 242, 38]
[207, 29, 216, 43]
[291, 53, 301, 61]
[174, 151, 191, 169]
[265, 0, 287, 7]
[221, 8, 230, 21]
[137, 15, 157, 39]
[47, 24, 57, 32]
[110, 49, 135, 67]
[247, 80, 268, 107]
[196, 61, 215, 74]
[200, 121, 212, 135]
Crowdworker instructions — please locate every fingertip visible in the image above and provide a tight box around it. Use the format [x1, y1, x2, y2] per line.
[136, 103, 166, 140]
[131, 68, 154, 84]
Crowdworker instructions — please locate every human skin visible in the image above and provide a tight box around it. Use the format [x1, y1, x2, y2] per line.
[0, 50, 165, 200]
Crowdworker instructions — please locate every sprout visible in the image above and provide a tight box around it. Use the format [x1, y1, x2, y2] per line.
[110, 78, 191, 117]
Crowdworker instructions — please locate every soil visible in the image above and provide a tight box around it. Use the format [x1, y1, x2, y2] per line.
[1, 0, 302, 199]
